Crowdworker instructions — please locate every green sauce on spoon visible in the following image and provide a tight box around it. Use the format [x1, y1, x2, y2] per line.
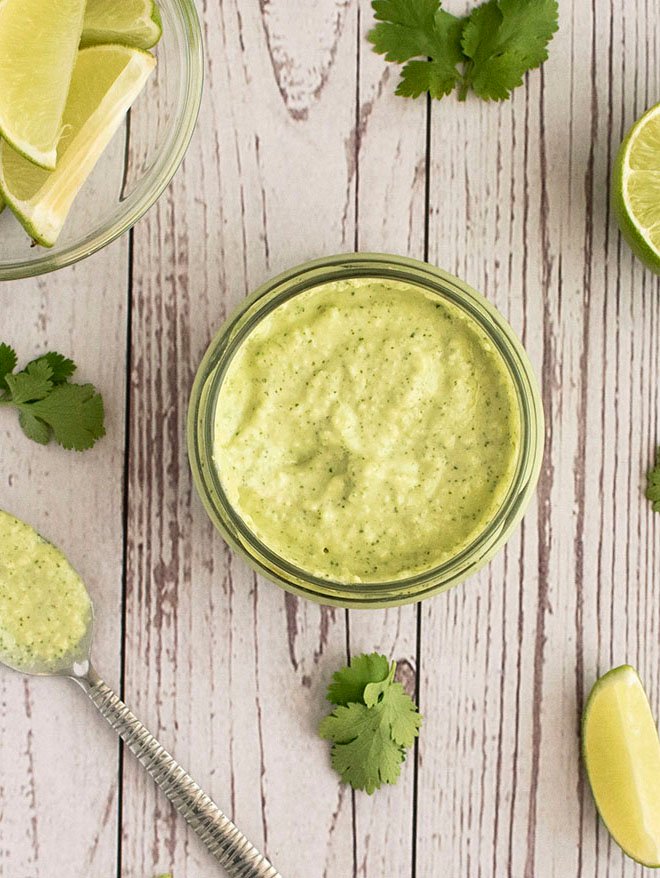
[0, 509, 92, 673]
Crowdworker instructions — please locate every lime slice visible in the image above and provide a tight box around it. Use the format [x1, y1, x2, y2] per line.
[612, 102, 660, 274]
[0, 45, 156, 247]
[81, 0, 162, 50]
[583, 665, 660, 867]
[0, 0, 86, 170]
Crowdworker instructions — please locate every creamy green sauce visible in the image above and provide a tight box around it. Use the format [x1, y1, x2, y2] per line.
[213, 278, 521, 583]
[0, 510, 92, 672]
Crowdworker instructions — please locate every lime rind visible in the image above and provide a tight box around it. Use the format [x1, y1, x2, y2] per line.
[583, 664, 660, 868]
[0, 45, 156, 247]
[612, 101, 660, 275]
[81, 0, 162, 50]
[0, 0, 86, 170]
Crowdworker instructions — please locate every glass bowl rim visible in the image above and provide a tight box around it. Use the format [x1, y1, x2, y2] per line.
[0, 0, 204, 282]
[187, 252, 545, 608]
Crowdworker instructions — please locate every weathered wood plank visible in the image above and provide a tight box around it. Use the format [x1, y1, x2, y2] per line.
[418, 1, 660, 876]
[0, 226, 129, 876]
[348, 4, 427, 875]
[121, 2, 362, 875]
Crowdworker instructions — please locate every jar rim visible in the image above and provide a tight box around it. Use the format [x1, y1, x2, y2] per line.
[187, 253, 544, 608]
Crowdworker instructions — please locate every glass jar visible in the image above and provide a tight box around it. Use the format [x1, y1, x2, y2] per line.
[188, 253, 544, 608]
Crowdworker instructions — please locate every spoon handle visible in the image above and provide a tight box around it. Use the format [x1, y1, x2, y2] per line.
[79, 671, 281, 878]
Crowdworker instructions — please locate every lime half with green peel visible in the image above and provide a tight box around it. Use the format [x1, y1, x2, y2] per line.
[82, 0, 163, 50]
[612, 102, 660, 274]
[0, 0, 86, 170]
[583, 665, 660, 867]
[0, 45, 156, 247]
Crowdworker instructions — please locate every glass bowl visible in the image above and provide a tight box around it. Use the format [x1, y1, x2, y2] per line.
[0, 0, 203, 281]
[188, 253, 544, 608]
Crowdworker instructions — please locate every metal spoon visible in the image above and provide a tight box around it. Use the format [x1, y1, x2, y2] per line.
[0, 524, 281, 878]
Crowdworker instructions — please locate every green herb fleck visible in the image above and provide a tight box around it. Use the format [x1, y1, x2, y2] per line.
[319, 653, 422, 794]
[0, 343, 105, 451]
[646, 447, 660, 512]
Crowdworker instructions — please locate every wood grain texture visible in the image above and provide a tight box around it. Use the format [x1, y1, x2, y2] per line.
[1, 0, 659, 876]
[418, 2, 660, 877]
[0, 233, 129, 877]
[122, 2, 357, 875]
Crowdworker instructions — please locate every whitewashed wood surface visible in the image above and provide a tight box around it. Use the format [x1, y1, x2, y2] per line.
[1, 0, 659, 876]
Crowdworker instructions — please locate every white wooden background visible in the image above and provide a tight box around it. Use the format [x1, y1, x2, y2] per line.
[1, 0, 659, 875]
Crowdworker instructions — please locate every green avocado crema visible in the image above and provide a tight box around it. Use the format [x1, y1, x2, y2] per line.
[213, 278, 522, 583]
[0, 510, 92, 672]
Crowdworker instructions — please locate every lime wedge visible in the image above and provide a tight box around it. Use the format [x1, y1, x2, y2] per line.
[81, 0, 162, 50]
[612, 102, 660, 274]
[0, 45, 156, 247]
[583, 665, 660, 867]
[0, 0, 86, 170]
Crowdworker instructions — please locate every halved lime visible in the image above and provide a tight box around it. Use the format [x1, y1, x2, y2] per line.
[0, 0, 86, 170]
[81, 0, 162, 50]
[612, 102, 660, 274]
[0, 45, 156, 247]
[583, 665, 660, 867]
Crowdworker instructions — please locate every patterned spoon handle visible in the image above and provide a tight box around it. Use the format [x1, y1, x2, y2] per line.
[77, 668, 281, 878]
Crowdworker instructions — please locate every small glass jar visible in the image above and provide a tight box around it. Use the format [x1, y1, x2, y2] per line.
[187, 253, 544, 608]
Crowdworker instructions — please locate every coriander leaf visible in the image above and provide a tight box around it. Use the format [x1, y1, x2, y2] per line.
[320, 653, 422, 794]
[462, 0, 559, 101]
[397, 56, 458, 99]
[18, 410, 51, 445]
[0, 344, 105, 451]
[498, 0, 559, 68]
[0, 343, 17, 389]
[327, 652, 391, 706]
[646, 447, 660, 512]
[370, 0, 442, 61]
[379, 681, 423, 747]
[369, 0, 465, 98]
[26, 351, 76, 385]
[27, 383, 105, 451]
[5, 361, 53, 404]
[363, 660, 396, 706]
[319, 702, 405, 794]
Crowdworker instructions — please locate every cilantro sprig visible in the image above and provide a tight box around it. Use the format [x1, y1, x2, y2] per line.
[319, 653, 422, 794]
[0, 343, 105, 451]
[646, 447, 660, 512]
[368, 0, 559, 103]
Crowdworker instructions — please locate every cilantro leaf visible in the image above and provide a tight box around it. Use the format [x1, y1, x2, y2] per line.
[18, 410, 51, 445]
[5, 361, 53, 404]
[0, 343, 105, 451]
[647, 447, 660, 512]
[461, 0, 559, 101]
[27, 384, 105, 451]
[368, 0, 558, 103]
[319, 653, 422, 794]
[0, 343, 17, 390]
[369, 0, 465, 99]
[327, 652, 391, 706]
[26, 351, 76, 385]
[370, 0, 444, 61]
[320, 702, 405, 794]
[378, 681, 423, 746]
